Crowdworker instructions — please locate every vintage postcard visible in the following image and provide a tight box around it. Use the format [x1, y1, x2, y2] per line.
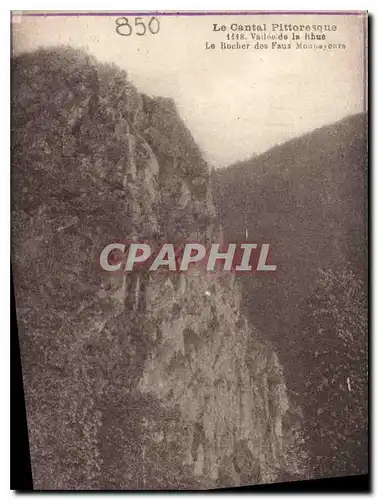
[11, 11, 368, 490]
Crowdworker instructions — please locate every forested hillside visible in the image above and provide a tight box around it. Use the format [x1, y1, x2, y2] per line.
[212, 114, 368, 478]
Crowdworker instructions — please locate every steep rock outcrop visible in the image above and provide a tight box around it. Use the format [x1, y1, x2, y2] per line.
[12, 47, 305, 489]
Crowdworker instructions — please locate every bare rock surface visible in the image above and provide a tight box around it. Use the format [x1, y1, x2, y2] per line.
[12, 47, 306, 490]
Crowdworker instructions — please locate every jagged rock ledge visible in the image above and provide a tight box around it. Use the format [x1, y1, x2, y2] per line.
[12, 47, 307, 490]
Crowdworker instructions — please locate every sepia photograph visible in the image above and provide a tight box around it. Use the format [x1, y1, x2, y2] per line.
[10, 10, 368, 491]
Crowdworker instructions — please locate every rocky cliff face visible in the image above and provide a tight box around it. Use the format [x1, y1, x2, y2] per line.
[12, 47, 306, 490]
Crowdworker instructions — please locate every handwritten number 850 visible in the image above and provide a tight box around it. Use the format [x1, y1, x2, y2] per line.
[116, 17, 160, 36]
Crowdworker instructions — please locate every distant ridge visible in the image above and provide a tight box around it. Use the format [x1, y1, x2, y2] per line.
[212, 112, 368, 479]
